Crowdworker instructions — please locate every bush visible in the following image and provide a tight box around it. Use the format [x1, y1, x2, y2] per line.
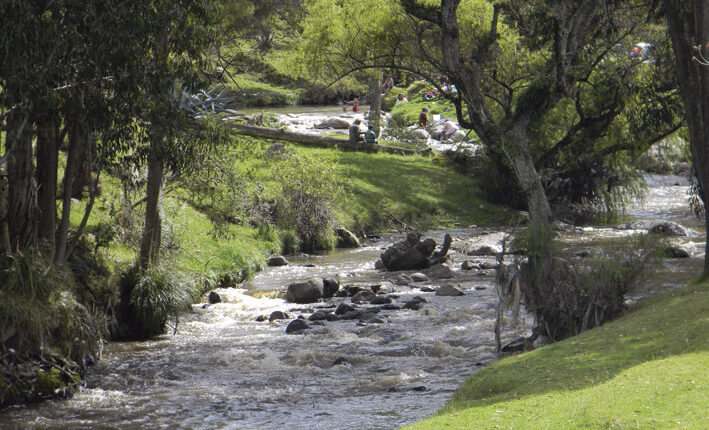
[271, 150, 343, 253]
[116, 265, 194, 340]
[501, 224, 662, 343]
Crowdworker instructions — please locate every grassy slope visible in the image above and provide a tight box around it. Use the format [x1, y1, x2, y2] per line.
[84, 143, 510, 280]
[404, 281, 709, 429]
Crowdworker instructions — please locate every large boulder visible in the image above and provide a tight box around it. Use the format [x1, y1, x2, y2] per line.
[449, 130, 467, 142]
[377, 232, 438, 271]
[286, 278, 324, 303]
[285, 319, 310, 334]
[436, 284, 465, 296]
[322, 277, 340, 298]
[428, 123, 445, 140]
[335, 227, 361, 248]
[314, 118, 350, 129]
[267, 256, 289, 267]
[648, 221, 692, 237]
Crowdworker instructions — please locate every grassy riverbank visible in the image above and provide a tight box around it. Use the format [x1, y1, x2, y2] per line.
[89, 140, 512, 279]
[405, 280, 709, 429]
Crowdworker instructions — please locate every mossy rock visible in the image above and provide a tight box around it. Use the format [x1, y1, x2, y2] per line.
[34, 367, 64, 398]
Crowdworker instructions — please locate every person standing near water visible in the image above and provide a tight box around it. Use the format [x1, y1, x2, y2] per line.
[418, 107, 429, 128]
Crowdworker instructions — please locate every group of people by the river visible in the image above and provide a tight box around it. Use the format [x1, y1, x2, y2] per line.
[346, 75, 462, 146]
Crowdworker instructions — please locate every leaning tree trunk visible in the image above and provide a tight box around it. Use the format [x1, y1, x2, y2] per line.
[139, 140, 164, 268]
[6, 111, 37, 251]
[664, 0, 709, 273]
[55, 118, 86, 264]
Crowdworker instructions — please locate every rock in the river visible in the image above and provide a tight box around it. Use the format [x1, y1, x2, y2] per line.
[208, 291, 222, 304]
[286, 278, 324, 303]
[267, 256, 289, 266]
[335, 227, 361, 248]
[322, 277, 340, 298]
[333, 356, 352, 366]
[370, 296, 392, 305]
[314, 118, 350, 129]
[351, 290, 376, 303]
[394, 274, 413, 285]
[461, 260, 476, 271]
[269, 311, 289, 321]
[402, 296, 427, 310]
[466, 245, 500, 256]
[425, 264, 455, 280]
[377, 232, 438, 271]
[449, 130, 467, 143]
[649, 221, 692, 236]
[335, 303, 356, 315]
[308, 310, 333, 321]
[420, 286, 436, 293]
[285, 319, 310, 334]
[436, 284, 465, 296]
[410, 272, 430, 282]
[665, 246, 690, 258]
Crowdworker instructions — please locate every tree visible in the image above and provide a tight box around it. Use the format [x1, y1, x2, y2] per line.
[299, 0, 681, 220]
[664, 0, 709, 273]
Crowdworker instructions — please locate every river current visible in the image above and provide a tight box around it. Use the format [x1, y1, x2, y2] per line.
[1, 162, 703, 429]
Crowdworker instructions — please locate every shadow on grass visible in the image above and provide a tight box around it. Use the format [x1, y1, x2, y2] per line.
[442, 280, 709, 412]
[335, 151, 512, 228]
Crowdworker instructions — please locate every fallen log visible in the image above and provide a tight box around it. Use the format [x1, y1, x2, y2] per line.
[228, 123, 431, 156]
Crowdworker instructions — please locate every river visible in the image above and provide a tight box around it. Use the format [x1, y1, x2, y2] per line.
[0, 128, 703, 430]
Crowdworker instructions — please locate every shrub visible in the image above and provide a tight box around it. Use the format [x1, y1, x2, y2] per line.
[500, 224, 662, 343]
[116, 265, 194, 340]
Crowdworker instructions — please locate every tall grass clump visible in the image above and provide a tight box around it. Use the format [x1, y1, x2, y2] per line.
[116, 265, 194, 340]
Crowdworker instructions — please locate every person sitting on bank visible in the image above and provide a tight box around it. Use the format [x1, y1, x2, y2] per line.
[349, 118, 365, 144]
[364, 125, 378, 144]
[418, 107, 429, 128]
[396, 93, 408, 104]
[442, 119, 459, 140]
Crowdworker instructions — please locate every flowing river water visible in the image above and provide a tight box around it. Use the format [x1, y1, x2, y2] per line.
[1, 121, 704, 430]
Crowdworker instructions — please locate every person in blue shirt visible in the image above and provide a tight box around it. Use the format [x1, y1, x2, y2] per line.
[364, 125, 378, 144]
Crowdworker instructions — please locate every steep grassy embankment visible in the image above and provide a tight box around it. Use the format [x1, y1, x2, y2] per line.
[405, 280, 709, 429]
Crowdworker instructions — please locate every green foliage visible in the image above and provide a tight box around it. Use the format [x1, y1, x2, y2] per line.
[271, 149, 343, 252]
[117, 265, 194, 340]
[0, 251, 104, 362]
[511, 225, 662, 342]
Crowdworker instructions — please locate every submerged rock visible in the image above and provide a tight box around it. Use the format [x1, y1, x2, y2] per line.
[648, 221, 693, 236]
[665, 246, 690, 258]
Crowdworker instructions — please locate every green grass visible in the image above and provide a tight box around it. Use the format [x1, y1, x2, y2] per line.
[226, 73, 300, 107]
[404, 281, 709, 429]
[76, 140, 509, 284]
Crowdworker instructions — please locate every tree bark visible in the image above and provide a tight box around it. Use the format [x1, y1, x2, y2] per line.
[369, 74, 383, 134]
[55, 118, 85, 263]
[36, 114, 59, 259]
[664, 0, 709, 272]
[139, 141, 164, 268]
[6, 111, 37, 251]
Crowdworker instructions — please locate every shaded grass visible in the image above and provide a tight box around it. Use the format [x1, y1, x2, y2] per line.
[405, 281, 709, 429]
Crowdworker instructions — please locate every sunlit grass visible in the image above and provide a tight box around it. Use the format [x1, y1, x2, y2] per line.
[404, 281, 709, 429]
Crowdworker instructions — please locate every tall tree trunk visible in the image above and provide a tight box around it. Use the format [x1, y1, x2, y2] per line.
[664, 0, 709, 272]
[36, 114, 59, 259]
[139, 140, 164, 268]
[55, 119, 85, 263]
[368, 74, 383, 134]
[6, 111, 37, 251]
